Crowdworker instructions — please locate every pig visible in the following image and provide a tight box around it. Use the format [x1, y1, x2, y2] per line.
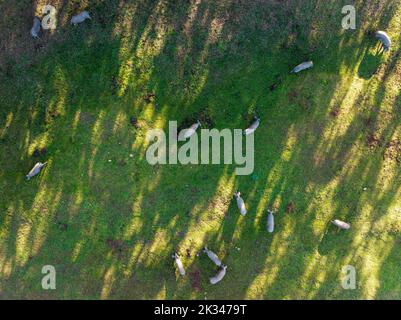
[179, 120, 201, 140]
[172, 252, 185, 276]
[71, 11, 91, 25]
[244, 117, 260, 136]
[210, 265, 227, 285]
[267, 210, 274, 233]
[332, 219, 350, 230]
[291, 61, 313, 73]
[376, 31, 391, 52]
[30, 17, 41, 39]
[26, 162, 47, 180]
[203, 247, 222, 267]
[234, 191, 247, 216]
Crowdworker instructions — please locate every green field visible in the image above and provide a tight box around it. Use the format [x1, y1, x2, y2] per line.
[1, 0, 401, 299]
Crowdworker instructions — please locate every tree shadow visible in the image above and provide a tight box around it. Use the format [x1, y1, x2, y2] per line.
[0, 0, 401, 300]
[358, 48, 385, 79]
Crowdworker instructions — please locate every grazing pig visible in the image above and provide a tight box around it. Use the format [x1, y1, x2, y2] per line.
[376, 31, 391, 52]
[210, 265, 227, 285]
[267, 210, 274, 233]
[30, 17, 41, 39]
[179, 120, 201, 139]
[26, 162, 47, 180]
[234, 191, 247, 216]
[244, 117, 260, 136]
[203, 247, 222, 267]
[291, 61, 313, 73]
[71, 11, 91, 25]
[332, 219, 350, 230]
[172, 252, 185, 276]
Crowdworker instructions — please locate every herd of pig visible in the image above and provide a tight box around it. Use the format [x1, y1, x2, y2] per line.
[27, 10, 392, 285]
[30, 10, 91, 38]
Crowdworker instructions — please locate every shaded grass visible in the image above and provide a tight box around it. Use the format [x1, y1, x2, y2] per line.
[0, 0, 401, 299]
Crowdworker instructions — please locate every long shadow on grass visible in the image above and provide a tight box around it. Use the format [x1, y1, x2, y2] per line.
[1, 0, 401, 299]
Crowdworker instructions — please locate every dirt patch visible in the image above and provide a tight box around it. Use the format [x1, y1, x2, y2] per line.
[46, 109, 61, 123]
[285, 202, 295, 213]
[190, 268, 203, 292]
[384, 139, 401, 163]
[330, 108, 340, 118]
[288, 89, 299, 103]
[207, 196, 230, 214]
[288, 89, 309, 110]
[365, 117, 374, 129]
[313, 154, 324, 167]
[80, 112, 96, 126]
[175, 231, 185, 238]
[299, 98, 309, 111]
[106, 239, 128, 253]
[143, 93, 156, 103]
[367, 133, 381, 148]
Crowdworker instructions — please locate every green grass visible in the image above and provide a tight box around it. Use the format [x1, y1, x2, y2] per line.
[1, 0, 401, 299]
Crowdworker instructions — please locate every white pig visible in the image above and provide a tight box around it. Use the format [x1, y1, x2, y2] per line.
[203, 247, 222, 267]
[179, 120, 201, 140]
[376, 31, 391, 52]
[332, 219, 350, 230]
[30, 17, 41, 39]
[210, 265, 227, 285]
[234, 191, 247, 216]
[291, 61, 313, 73]
[71, 11, 91, 25]
[244, 117, 260, 136]
[267, 210, 274, 233]
[26, 162, 47, 180]
[172, 252, 185, 276]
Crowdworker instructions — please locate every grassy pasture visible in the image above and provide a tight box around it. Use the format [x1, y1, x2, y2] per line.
[0, 0, 401, 299]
